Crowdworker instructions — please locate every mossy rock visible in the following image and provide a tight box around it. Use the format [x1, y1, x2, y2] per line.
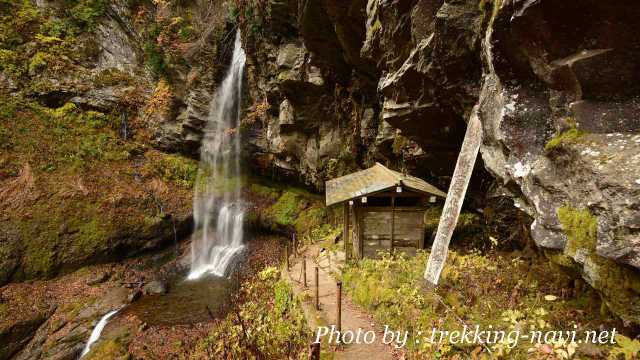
[143, 151, 198, 188]
[249, 183, 280, 201]
[268, 190, 308, 227]
[586, 255, 640, 324]
[557, 205, 597, 256]
[0, 97, 192, 284]
[545, 127, 585, 152]
[85, 338, 130, 360]
[557, 205, 640, 324]
[293, 206, 326, 235]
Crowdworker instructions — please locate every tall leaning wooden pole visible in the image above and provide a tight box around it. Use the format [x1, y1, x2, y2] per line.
[424, 107, 483, 286]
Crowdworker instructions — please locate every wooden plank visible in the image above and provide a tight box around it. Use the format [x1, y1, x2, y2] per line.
[357, 205, 364, 258]
[391, 196, 395, 252]
[343, 203, 350, 259]
[424, 107, 482, 286]
[367, 191, 427, 198]
[359, 206, 427, 212]
[360, 208, 425, 255]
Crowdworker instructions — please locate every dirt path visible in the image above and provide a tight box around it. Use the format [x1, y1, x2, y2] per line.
[284, 245, 395, 360]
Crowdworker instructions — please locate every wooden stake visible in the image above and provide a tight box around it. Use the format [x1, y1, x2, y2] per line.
[285, 244, 290, 271]
[336, 281, 342, 333]
[293, 233, 297, 257]
[390, 195, 395, 253]
[343, 203, 350, 259]
[314, 266, 319, 310]
[309, 342, 320, 360]
[303, 257, 307, 287]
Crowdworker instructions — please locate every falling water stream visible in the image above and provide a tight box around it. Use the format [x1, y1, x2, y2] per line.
[80, 308, 121, 357]
[188, 32, 247, 280]
[77, 34, 246, 356]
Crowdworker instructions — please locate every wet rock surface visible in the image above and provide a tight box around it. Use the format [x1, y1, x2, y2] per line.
[0, 244, 189, 360]
[142, 280, 167, 295]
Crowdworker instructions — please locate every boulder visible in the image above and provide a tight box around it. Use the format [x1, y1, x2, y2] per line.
[142, 280, 167, 295]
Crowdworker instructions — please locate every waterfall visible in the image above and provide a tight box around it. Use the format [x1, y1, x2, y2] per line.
[188, 32, 246, 280]
[80, 309, 120, 357]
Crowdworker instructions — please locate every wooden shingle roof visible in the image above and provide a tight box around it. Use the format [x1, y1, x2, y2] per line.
[325, 163, 447, 206]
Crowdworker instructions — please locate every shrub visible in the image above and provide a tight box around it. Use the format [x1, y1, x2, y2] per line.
[69, 0, 107, 30]
[192, 267, 310, 358]
[28, 51, 51, 74]
[0, 48, 23, 76]
[144, 40, 168, 77]
[144, 79, 173, 119]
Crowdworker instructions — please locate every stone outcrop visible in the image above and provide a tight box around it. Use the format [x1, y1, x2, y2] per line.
[476, 0, 640, 323]
[13, 287, 128, 360]
[236, 0, 458, 189]
[230, 0, 640, 322]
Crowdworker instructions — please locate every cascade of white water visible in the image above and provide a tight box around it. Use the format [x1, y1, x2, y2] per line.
[80, 309, 120, 357]
[188, 32, 246, 280]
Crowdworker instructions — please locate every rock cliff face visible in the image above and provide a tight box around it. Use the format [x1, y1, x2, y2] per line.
[223, 0, 640, 323]
[231, 0, 462, 189]
[477, 0, 640, 323]
[0, 0, 229, 285]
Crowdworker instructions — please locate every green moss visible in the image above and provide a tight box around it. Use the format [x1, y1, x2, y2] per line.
[143, 24, 168, 78]
[545, 127, 585, 151]
[81, 111, 109, 128]
[49, 102, 78, 118]
[85, 338, 129, 360]
[293, 206, 326, 235]
[23, 241, 56, 278]
[75, 217, 109, 253]
[250, 183, 280, 200]
[589, 256, 640, 324]
[145, 153, 198, 188]
[0, 302, 7, 318]
[0, 48, 23, 76]
[545, 250, 581, 272]
[15, 0, 40, 29]
[557, 205, 640, 323]
[94, 68, 135, 87]
[69, 0, 107, 30]
[269, 191, 304, 227]
[28, 51, 51, 74]
[62, 297, 97, 319]
[557, 205, 597, 256]
[0, 97, 19, 120]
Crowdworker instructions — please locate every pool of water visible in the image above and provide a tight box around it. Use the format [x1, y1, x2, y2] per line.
[123, 274, 234, 326]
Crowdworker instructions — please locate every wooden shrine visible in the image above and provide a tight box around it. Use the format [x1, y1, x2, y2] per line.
[325, 163, 447, 259]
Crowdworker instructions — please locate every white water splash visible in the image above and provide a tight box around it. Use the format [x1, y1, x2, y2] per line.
[80, 309, 120, 357]
[188, 32, 246, 280]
